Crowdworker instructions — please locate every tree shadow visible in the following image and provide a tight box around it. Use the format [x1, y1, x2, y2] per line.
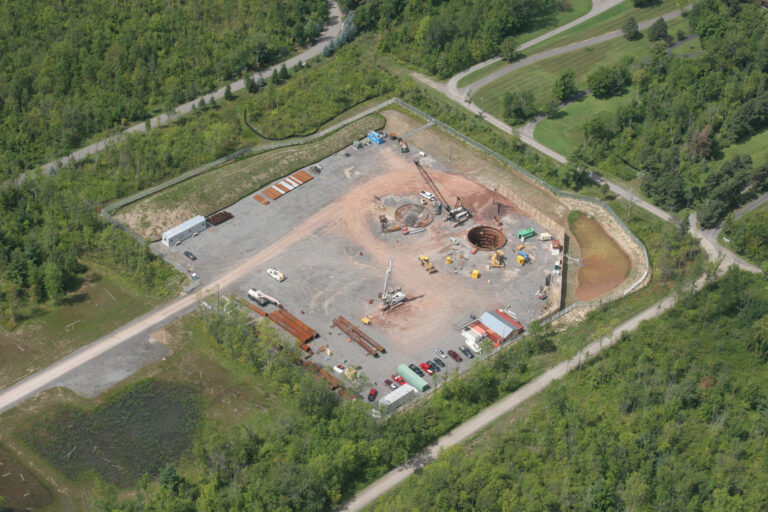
[60, 292, 90, 307]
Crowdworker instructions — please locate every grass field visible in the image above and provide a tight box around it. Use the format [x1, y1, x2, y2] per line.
[456, 0, 592, 89]
[524, 0, 681, 54]
[117, 114, 386, 240]
[18, 379, 201, 488]
[473, 17, 688, 120]
[0, 262, 172, 390]
[722, 127, 768, 163]
[535, 93, 634, 156]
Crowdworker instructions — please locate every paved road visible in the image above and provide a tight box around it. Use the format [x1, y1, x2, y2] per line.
[446, 0, 625, 103]
[449, 9, 683, 104]
[37, 1, 342, 175]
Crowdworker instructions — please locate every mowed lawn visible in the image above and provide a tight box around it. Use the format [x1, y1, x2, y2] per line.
[525, 0, 680, 54]
[0, 262, 172, 390]
[473, 16, 688, 120]
[534, 93, 634, 156]
[722, 127, 768, 163]
[457, 0, 592, 89]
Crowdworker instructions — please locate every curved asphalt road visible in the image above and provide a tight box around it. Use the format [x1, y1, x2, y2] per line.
[446, 0, 625, 104]
[38, 1, 343, 175]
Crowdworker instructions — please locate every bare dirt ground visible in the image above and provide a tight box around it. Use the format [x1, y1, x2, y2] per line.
[571, 213, 631, 301]
[380, 109, 427, 137]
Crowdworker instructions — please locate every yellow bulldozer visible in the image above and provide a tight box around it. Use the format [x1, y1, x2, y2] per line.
[418, 255, 437, 274]
[490, 250, 505, 268]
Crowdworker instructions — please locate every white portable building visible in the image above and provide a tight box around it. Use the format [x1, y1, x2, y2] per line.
[162, 215, 207, 247]
[379, 384, 418, 412]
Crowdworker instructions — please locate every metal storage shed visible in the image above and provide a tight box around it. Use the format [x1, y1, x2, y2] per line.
[479, 312, 519, 341]
[162, 215, 207, 247]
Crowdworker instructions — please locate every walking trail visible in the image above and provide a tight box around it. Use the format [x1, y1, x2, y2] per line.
[37, 2, 342, 175]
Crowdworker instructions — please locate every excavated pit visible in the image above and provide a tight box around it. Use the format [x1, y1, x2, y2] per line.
[467, 225, 506, 251]
[394, 203, 434, 228]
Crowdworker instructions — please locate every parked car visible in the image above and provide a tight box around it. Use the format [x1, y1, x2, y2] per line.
[419, 362, 434, 375]
[433, 357, 446, 368]
[447, 349, 463, 362]
[420, 190, 436, 201]
[333, 364, 345, 374]
[384, 379, 397, 390]
[435, 348, 447, 359]
[267, 268, 285, 281]
[368, 388, 378, 402]
[392, 374, 406, 385]
[409, 363, 424, 377]
[427, 360, 440, 373]
[183, 250, 197, 261]
[460, 346, 475, 359]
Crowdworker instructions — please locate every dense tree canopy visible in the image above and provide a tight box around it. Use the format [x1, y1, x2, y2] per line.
[348, 0, 566, 79]
[575, 0, 768, 227]
[0, 0, 327, 181]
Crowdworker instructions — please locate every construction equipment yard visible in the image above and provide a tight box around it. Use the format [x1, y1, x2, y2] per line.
[151, 122, 564, 399]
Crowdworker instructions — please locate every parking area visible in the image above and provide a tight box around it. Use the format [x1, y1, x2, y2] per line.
[153, 127, 562, 403]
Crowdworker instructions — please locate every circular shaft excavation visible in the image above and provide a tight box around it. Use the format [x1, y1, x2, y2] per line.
[467, 226, 506, 250]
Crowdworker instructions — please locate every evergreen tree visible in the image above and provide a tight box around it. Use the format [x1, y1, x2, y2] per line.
[224, 85, 235, 101]
[245, 75, 258, 93]
[256, 75, 266, 88]
[278, 63, 290, 81]
[648, 17, 668, 42]
[622, 17, 640, 40]
[270, 69, 280, 85]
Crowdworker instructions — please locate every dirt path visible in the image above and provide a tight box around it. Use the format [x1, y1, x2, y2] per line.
[32, 2, 343, 177]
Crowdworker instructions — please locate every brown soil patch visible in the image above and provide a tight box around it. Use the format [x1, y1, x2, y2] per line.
[571, 213, 631, 301]
[381, 109, 427, 136]
[0, 445, 52, 511]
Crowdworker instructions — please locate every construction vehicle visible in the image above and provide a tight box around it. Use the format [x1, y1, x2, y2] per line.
[471, 269, 480, 279]
[490, 250, 505, 268]
[517, 228, 536, 240]
[539, 232, 553, 241]
[381, 257, 406, 310]
[414, 160, 470, 222]
[379, 215, 388, 230]
[400, 140, 409, 153]
[445, 256, 452, 264]
[247, 289, 281, 307]
[517, 251, 530, 266]
[418, 255, 437, 274]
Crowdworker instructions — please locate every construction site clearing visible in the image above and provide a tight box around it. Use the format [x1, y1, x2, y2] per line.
[153, 123, 566, 409]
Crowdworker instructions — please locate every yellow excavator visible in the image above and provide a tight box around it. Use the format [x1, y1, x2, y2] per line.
[418, 255, 437, 274]
[490, 250, 505, 268]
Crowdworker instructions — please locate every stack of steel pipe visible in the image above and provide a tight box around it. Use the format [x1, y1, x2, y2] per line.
[338, 316, 386, 354]
[333, 316, 382, 357]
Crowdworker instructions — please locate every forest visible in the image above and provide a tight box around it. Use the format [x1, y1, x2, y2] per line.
[0, 0, 327, 181]
[344, 0, 567, 79]
[368, 269, 768, 511]
[723, 207, 768, 269]
[572, 0, 768, 227]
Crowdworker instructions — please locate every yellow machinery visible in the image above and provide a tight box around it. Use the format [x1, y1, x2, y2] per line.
[445, 256, 452, 264]
[471, 269, 480, 279]
[490, 250, 505, 268]
[516, 254, 527, 266]
[419, 255, 437, 273]
[361, 317, 371, 325]
[517, 243, 525, 251]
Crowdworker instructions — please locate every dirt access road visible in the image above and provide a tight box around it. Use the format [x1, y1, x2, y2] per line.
[0, 189, 358, 415]
[35, 2, 342, 176]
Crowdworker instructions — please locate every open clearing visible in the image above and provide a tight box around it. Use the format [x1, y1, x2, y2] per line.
[570, 211, 631, 301]
[534, 93, 635, 156]
[116, 114, 386, 240]
[0, 263, 169, 391]
[524, 0, 680, 54]
[146, 108, 643, 394]
[17, 379, 201, 488]
[473, 17, 687, 119]
[0, 445, 52, 510]
[722, 127, 768, 163]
